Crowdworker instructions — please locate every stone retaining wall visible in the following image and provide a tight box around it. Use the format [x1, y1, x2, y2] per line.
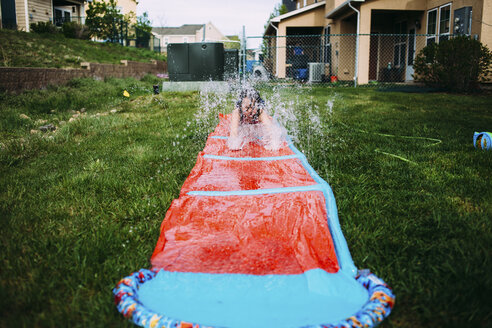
[0, 60, 167, 92]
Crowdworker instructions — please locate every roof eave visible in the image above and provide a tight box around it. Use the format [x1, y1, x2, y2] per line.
[264, 21, 279, 37]
[265, 1, 325, 36]
[326, 0, 365, 19]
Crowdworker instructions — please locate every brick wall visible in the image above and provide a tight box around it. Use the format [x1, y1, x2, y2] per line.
[0, 60, 167, 92]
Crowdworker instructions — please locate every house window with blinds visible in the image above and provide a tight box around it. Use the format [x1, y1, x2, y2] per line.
[426, 8, 437, 45]
[438, 3, 452, 42]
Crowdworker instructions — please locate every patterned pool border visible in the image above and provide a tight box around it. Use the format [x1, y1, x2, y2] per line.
[113, 269, 394, 328]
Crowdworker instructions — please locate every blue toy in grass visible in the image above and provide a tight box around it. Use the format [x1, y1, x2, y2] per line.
[473, 132, 492, 150]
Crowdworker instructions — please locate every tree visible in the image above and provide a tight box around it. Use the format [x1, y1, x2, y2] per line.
[261, 4, 288, 59]
[413, 36, 492, 92]
[85, 0, 128, 41]
[135, 12, 152, 34]
[263, 3, 287, 32]
[224, 35, 241, 50]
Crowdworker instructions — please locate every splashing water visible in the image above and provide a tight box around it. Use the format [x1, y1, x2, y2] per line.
[195, 84, 231, 140]
[194, 79, 340, 158]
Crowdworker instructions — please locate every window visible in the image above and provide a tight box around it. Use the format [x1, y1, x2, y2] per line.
[438, 3, 451, 42]
[323, 25, 331, 63]
[164, 37, 168, 45]
[183, 37, 188, 43]
[426, 8, 437, 44]
[54, 8, 71, 26]
[467, 10, 473, 35]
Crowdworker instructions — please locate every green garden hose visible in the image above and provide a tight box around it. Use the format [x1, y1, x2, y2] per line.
[339, 121, 442, 165]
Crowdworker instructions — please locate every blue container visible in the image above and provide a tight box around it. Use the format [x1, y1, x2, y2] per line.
[246, 60, 260, 73]
[473, 132, 492, 150]
[295, 68, 308, 80]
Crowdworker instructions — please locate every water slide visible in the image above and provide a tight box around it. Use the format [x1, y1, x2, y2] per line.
[114, 114, 394, 328]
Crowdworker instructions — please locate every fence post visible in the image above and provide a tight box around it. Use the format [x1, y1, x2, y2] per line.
[268, 22, 279, 80]
[242, 25, 246, 83]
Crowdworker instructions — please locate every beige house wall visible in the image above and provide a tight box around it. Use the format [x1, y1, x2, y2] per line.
[276, 5, 326, 78]
[15, 0, 28, 31]
[166, 35, 197, 44]
[116, 0, 136, 16]
[29, 0, 53, 25]
[200, 22, 228, 42]
[337, 17, 356, 81]
[480, 0, 491, 52]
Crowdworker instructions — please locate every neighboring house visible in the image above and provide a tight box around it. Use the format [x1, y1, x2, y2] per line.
[265, 0, 492, 83]
[0, 0, 86, 30]
[0, 0, 136, 31]
[108, 0, 136, 18]
[153, 22, 230, 53]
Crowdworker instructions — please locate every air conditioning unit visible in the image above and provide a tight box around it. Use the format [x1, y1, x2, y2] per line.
[308, 63, 324, 83]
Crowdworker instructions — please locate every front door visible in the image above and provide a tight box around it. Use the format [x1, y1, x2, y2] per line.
[406, 27, 416, 81]
[1, 0, 17, 29]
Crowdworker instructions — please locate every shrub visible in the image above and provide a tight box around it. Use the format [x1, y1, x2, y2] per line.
[413, 36, 492, 92]
[30, 21, 58, 34]
[85, 0, 129, 41]
[140, 74, 161, 85]
[61, 22, 91, 40]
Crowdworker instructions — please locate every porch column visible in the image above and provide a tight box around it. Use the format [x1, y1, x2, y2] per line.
[277, 24, 287, 79]
[24, 0, 29, 32]
[357, 6, 371, 85]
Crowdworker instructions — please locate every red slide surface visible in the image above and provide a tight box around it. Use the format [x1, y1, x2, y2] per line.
[151, 114, 339, 275]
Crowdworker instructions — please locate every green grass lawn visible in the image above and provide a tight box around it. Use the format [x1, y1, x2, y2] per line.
[1, 79, 491, 327]
[0, 29, 165, 68]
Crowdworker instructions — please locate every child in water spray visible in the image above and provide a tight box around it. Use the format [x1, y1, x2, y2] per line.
[227, 88, 283, 151]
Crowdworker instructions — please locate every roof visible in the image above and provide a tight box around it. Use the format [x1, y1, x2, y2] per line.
[265, 1, 326, 35]
[326, 0, 365, 19]
[152, 24, 204, 36]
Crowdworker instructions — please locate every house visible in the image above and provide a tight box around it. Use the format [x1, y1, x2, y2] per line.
[105, 0, 135, 18]
[0, 0, 86, 30]
[0, 0, 136, 31]
[152, 22, 230, 53]
[265, 0, 492, 84]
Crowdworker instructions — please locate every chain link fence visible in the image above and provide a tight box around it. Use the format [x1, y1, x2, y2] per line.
[243, 34, 434, 88]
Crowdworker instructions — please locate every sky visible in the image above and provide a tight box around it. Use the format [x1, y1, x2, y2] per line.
[136, 0, 282, 48]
